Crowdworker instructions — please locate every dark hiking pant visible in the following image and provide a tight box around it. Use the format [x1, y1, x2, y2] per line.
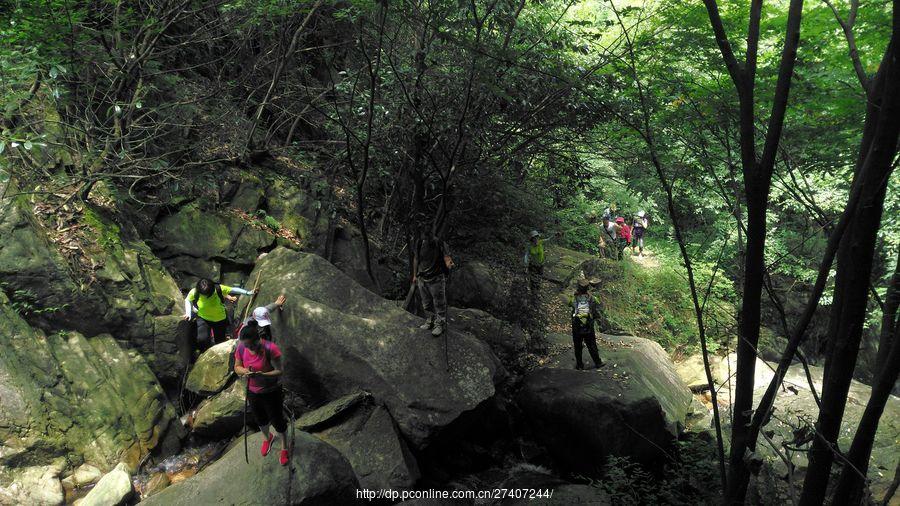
[418, 275, 448, 324]
[572, 326, 602, 368]
[527, 264, 543, 300]
[196, 317, 229, 354]
[248, 387, 287, 433]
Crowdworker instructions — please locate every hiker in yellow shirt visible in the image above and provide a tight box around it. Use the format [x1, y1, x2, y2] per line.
[183, 278, 255, 352]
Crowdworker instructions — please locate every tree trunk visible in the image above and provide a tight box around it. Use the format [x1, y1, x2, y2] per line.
[798, 30, 899, 505]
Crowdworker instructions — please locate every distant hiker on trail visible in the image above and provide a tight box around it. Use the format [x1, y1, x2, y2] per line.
[524, 230, 545, 302]
[615, 217, 631, 260]
[241, 294, 287, 343]
[234, 320, 290, 466]
[631, 211, 648, 256]
[569, 278, 604, 370]
[598, 216, 620, 259]
[414, 228, 454, 337]
[183, 278, 256, 353]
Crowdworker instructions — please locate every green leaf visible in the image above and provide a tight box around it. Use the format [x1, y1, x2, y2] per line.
[23, 141, 32, 150]
[0, 141, 5, 154]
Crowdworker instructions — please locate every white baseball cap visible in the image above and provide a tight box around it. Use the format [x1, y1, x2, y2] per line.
[252, 306, 272, 327]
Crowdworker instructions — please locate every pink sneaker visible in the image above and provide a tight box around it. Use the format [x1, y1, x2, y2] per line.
[279, 449, 289, 466]
[261, 434, 275, 456]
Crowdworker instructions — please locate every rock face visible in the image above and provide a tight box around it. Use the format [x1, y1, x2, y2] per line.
[151, 202, 275, 266]
[142, 431, 360, 505]
[79, 463, 133, 506]
[0, 294, 184, 471]
[304, 393, 420, 490]
[448, 308, 527, 368]
[0, 192, 188, 383]
[516, 335, 692, 472]
[185, 340, 236, 395]
[248, 247, 505, 449]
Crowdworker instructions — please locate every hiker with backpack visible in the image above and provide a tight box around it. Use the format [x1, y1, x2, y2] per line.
[631, 211, 648, 256]
[570, 278, 605, 370]
[183, 278, 256, 353]
[615, 217, 631, 260]
[414, 228, 454, 337]
[234, 320, 290, 466]
[598, 215, 620, 259]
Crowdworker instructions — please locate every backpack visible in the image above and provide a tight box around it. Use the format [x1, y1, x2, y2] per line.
[571, 294, 596, 334]
[191, 284, 225, 307]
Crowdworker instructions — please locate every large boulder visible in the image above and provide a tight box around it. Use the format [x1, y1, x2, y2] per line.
[190, 381, 245, 437]
[185, 340, 236, 396]
[541, 246, 595, 286]
[448, 308, 527, 368]
[248, 247, 505, 449]
[516, 334, 692, 472]
[305, 393, 420, 490]
[446, 262, 506, 315]
[0, 192, 189, 383]
[0, 294, 184, 471]
[141, 431, 360, 505]
[150, 202, 275, 266]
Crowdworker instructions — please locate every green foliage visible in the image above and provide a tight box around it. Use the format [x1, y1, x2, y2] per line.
[588, 437, 722, 505]
[0, 283, 69, 318]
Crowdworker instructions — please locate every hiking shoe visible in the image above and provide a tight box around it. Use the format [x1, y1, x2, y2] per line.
[432, 321, 445, 336]
[419, 318, 434, 331]
[261, 434, 275, 456]
[279, 449, 289, 466]
[593, 361, 605, 369]
[575, 364, 584, 370]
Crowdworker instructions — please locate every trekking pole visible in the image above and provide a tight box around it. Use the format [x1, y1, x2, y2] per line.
[241, 272, 263, 323]
[243, 367, 251, 464]
[444, 331, 449, 372]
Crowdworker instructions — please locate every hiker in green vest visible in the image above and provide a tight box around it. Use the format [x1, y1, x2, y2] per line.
[569, 278, 604, 370]
[183, 278, 256, 353]
[524, 230, 545, 302]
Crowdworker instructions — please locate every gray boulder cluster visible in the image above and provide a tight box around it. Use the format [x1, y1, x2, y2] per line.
[3, 171, 894, 505]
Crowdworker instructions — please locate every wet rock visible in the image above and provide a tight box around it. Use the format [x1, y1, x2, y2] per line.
[78, 463, 132, 506]
[142, 431, 360, 505]
[517, 335, 692, 472]
[249, 247, 505, 449]
[185, 340, 236, 396]
[142, 473, 170, 498]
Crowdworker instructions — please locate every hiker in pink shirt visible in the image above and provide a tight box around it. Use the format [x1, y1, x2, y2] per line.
[234, 320, 290, 466]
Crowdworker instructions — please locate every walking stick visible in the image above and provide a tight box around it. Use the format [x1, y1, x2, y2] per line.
[243, 367, 251, 464]
[242, 272, 263, 323]
[444, 331, 449, 372]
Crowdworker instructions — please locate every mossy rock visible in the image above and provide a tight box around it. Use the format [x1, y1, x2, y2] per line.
[0, 297, 184, 472]
[185, 340, 236, 396]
